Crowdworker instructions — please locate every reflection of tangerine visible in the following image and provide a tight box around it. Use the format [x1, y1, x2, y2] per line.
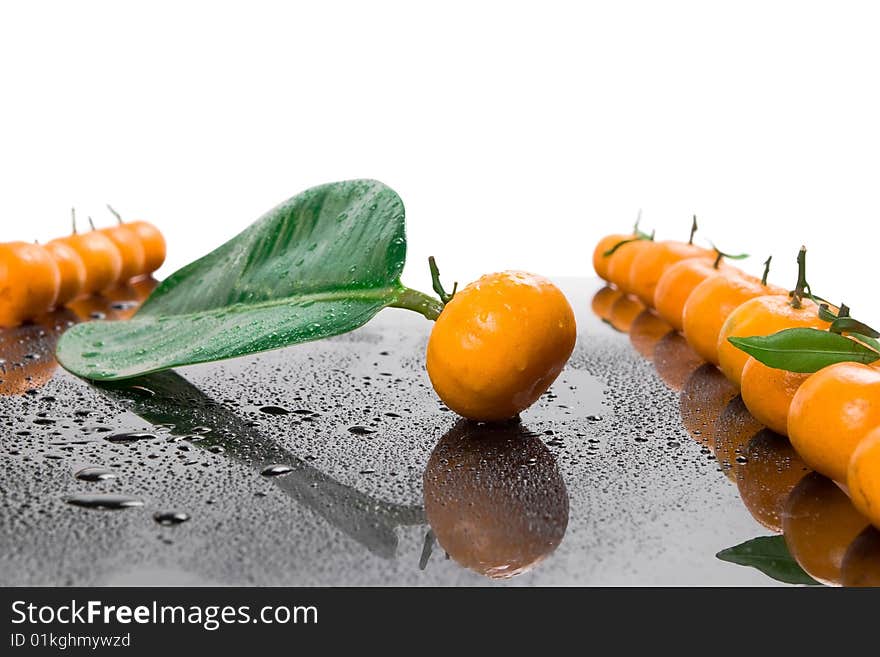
[627, 241, 712, 308]
[847, 427, 880, 530]
[654, 259, 730, 332]
[717, 296, 828, 387]
[628, 310, 672, 359]
[682, 273, 783, 366]
[68, 278, 156, 323]
[423, 419, 569, 579]
[783, 472, 869, 585]
[606, 240, 654, 296]
[593, 233, 634, 281]
[788, 362, 880, 483]
[740, 357, 810, 437]
[101, 278, 159, 320]
[0, 309, 77, 396]
[608, 295, 644, 332]
[841, 527, 880, 587]
[653, 332, 703, 391]
[679, 364, 738, 442]
[591, 285, 624, 321]
[710, 396, 763, 480]
[736, 429, 811, 532]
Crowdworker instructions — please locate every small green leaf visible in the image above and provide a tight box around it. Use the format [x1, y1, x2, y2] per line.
[831, 316, 880, 338]
[57, 179, 434, 381]
[717, 535, 821, 586]
[728, 327, 880, 373]
[851, 333, 880, 352]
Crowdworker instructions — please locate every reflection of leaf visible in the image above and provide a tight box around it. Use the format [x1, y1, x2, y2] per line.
[58, 179, 438, 381]
[716, 536, 822, 586]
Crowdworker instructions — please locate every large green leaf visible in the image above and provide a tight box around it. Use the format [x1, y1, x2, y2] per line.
[716, 535, 821, 586]
[57, 179, 435, 381]
[728, 327, 880, 373]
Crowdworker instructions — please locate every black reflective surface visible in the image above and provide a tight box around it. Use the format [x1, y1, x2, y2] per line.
[2, 279, 875, 585]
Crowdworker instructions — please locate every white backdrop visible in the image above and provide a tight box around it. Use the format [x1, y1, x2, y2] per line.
[2, 1, 878, 323]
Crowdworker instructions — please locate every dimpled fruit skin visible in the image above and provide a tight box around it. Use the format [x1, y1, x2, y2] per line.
[848, 427, 880, 530]
[788, 362, 880, 484]
[426, 271, 576, 422]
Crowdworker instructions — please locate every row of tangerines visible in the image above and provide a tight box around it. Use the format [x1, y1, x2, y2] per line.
[0, 209, 165, 328]
[591, 219, 880, 532]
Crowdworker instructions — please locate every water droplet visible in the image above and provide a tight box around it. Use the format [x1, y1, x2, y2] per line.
[64, 494, 144, 510]
[74, 467, 117, 482]
[153, 511, 191, 526]
[105, 431, 156, 444]
[348, 426, 376, 436]
[259, 406, 290, 415]
[261, 464, 294, 477]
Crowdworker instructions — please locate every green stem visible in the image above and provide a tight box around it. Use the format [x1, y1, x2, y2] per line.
[428, 256, 457, 304]
[391, 287, 444, 321]
[713, 249, 723, 269]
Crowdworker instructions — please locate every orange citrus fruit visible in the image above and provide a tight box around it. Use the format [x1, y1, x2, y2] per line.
[788, 362, 880, 483]
[847, 426, 880, 530]
[0, 242, 60, 327]
[654, 258, 731, 332]
[682, 272, 783, 366]
[740, 357, 811, 436]
[426, 271, 576, 421]
[628, 240, 712, 308]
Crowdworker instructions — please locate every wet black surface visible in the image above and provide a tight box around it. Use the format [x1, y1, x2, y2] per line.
[0, 279, 863, 586]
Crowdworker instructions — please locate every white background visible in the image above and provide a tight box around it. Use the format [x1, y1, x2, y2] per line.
[1, 1, 878, 323]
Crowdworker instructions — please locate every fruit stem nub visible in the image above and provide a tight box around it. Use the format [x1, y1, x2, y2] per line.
[87, 216, 97, 232]
[790, 246, 808, 309]
[428, 256, 457, 305]
[761, 256, 772, 286]
[71, 208, 77, 235]
[689, 215, 698, 245]
[107, 204, 124, 224]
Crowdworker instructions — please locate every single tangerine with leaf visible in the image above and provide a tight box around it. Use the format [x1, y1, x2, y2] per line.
[716, 248, 830, 387]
